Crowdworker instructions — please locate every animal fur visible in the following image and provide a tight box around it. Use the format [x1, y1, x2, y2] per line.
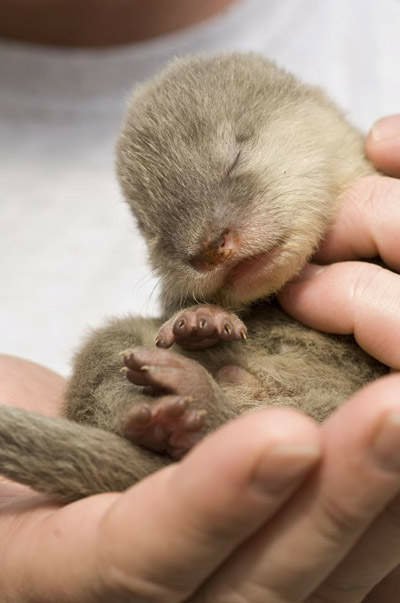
[0, 53, 387, 502]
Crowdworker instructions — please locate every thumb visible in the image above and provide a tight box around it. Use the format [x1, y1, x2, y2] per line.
[366, 114, 400, 177]
[3, 408, 320, 602]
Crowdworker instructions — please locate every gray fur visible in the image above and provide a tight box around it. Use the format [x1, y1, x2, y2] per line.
[0, 53, 387, 502]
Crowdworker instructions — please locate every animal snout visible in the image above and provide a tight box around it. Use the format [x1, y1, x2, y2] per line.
[189, 229, 239, 272]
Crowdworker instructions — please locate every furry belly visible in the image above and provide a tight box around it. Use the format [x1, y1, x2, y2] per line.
[195, 302, 388, 423]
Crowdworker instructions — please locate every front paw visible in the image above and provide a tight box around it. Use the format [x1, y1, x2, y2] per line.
[155, 304, 247, 350]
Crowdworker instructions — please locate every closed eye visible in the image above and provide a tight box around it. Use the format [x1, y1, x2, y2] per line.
[227, 150, 241, 176]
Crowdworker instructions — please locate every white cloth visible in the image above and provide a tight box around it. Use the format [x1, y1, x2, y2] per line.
[1, 0, 400, 375]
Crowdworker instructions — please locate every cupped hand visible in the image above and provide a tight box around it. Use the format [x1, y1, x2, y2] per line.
[274, 114, 400, 602]
[2, 362, 400, 603]
[0, 405, 321, 602]
[0, 356, 323, 602]
[191, 374, 400, 603]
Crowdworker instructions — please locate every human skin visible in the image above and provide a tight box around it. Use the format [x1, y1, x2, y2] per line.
[0, 366, 400, 603]
[277, 114, 400, 603]
[0, 0, 236, 47]
[366, 114, 400, 177]
[279, 117, 400, 371]
[1, 117, 400, 602]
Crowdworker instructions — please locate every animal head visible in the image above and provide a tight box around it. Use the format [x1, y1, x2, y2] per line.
[117, 53, 364, 312]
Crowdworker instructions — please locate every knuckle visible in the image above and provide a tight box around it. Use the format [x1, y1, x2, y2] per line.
[348, 262, 384, 307]
[96, 542, 166, 602]
[348, 174, 387, 218]
[317, 494, 364, 542]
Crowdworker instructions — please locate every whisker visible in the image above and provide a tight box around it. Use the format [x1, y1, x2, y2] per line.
[132, 272, 154, 290]
[147, 278, 161, 306]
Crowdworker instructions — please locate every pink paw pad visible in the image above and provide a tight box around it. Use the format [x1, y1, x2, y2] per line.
[155, 304, 247, 350]
[122, 396, 206, 459]
[119, 347, 212, 458]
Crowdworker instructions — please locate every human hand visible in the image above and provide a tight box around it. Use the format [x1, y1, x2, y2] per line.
[0, 406, 320, 602]
[274, 115, 400, 602]
[0, 356, 323, 602]
[279, 114, 400, 368]
[2, 358, 400, 602]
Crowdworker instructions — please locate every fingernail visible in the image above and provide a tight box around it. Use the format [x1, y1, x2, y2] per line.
[289, 263, 325, 284]
[372, 410, 400, 471]
[371, 115, 400, 142]
[253, 443, 320, 493]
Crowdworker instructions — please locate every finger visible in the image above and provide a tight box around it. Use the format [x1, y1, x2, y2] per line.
[3, 409, 320, 603]
[363, 566, 400, 603]
[278, 261, 400, 368]
[307, 494, 400, 602]
[315, 175, 400, 269]
[366, 115, 400, 178]
[194, 374, 400, 603]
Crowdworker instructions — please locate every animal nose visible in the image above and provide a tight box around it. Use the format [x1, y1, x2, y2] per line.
[189, 229, 239, 272]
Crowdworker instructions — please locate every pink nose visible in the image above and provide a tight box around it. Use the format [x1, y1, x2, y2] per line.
[189, 229, 239, 272]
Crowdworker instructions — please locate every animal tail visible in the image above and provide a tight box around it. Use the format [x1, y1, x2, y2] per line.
[0, 406, 169, 502]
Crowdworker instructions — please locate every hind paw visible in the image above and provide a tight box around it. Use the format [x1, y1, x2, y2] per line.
[121, 395, 206, 459]
[119, 346, 219, 458]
